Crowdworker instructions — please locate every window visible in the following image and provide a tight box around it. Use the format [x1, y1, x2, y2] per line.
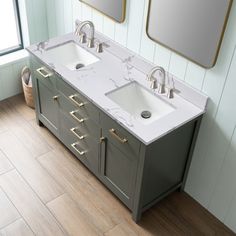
[0, 0, 23, 56]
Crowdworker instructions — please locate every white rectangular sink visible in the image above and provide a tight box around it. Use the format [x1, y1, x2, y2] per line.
[106, 82, 175, 125]
[44, 41, 99, 70]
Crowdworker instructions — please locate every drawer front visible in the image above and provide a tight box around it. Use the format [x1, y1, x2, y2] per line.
[31, 58, 56, 89]
[58, 94, 100, 140]
[57, 78, 99, 123]
[56, 76, 79, 97]
[101, 112, 141, 158]
[60, 110, 100, 147]
[60, 111, 99, 173]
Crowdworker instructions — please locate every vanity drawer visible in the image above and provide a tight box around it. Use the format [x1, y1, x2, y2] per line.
[101, 112, 141, 158]
[31, 58, 56, 89]
[57, 79, 99, 123]
[60, 111, 99, 173]
[60, 109, 100, 145]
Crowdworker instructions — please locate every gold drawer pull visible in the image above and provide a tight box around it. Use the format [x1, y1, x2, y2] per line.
[71, 142, 85, 155]
[70, 128, 85, 140]
[70, 111, 84, 123]
[109, 129, 128, 144]
[36, 67, 52, 78]
[69, 95, 84, 107]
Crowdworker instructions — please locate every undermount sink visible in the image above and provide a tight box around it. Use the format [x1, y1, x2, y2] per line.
[44, 41, 99, 70]
[106, 82, 175, 124]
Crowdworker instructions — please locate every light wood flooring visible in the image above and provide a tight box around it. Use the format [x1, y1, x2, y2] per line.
[0, 94, 234, 236]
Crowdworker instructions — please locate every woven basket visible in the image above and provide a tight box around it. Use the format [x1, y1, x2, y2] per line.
[21, 66, 35, 109]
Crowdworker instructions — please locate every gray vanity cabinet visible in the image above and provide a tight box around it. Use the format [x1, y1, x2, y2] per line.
[30, 55, 202, 222]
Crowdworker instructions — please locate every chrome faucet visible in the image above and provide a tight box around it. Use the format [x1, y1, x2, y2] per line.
[147, 66, 166, 94]
[75, 20, 95, 48]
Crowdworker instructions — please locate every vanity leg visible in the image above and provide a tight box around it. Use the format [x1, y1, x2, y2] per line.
[132, 209, 142, 223]
[37, 119, 44, 127]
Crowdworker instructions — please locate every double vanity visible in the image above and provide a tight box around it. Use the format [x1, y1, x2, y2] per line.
[27, 21, 208, 222]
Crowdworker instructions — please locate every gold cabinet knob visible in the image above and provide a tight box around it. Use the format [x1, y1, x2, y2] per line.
[100, 137, 106, 143]
[53, 95, 59, 101]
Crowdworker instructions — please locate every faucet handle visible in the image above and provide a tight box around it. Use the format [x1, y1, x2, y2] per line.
[37, 41, 48, 52]
[167, 87, 174, 99]
[166, 73, 175, 98]
[75, 19, 80, 26]
[74, 20, 80, 35]
[95, 41, 103, 53]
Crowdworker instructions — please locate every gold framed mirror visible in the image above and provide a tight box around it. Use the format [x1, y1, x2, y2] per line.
[146, 0, 232, 68]
[79, 0, 126, 23]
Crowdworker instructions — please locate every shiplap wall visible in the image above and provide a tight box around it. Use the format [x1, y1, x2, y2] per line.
[0, 0, 48, 101]
[24, 0, 49, 44]
[0, 59, 29, 101]
[45, 0, 236, 231]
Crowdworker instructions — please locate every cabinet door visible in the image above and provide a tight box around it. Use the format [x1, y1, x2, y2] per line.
[100, 137, 138, 209]
[37, 79, 59, 134]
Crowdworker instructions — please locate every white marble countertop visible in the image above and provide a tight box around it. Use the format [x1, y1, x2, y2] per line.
[27, 31, 208, 145]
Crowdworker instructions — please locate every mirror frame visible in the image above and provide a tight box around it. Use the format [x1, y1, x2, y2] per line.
[146, 0, 233, 68]
[79, 0, 126, 23]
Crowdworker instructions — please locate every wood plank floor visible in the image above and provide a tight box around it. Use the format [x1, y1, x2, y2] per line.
[0, 94, 234, 236]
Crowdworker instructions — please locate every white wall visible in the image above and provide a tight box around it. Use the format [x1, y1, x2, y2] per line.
[0, 0, 48, 101]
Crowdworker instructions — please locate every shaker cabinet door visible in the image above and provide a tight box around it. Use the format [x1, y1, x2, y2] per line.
[100, 137, 138, 209]
[37, 79, 59, 134]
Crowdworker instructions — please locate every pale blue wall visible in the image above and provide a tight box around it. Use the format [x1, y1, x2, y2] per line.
[24, 0, 49, 44]
[0, 0, 48, 101]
